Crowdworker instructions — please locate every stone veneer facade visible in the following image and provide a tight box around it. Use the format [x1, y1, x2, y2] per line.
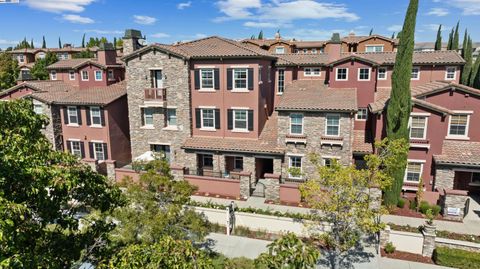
[125, 50, 191, 168]
[277, 111, 354, 180]
[35, 100, 63, 151]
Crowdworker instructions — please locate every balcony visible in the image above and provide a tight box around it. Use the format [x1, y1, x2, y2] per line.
[320, 136, 344, 147]
[144, 88, 166, 106]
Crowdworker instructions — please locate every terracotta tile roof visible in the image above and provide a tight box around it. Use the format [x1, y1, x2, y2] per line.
[9, 47, 98, 54]
[342, 51, 465, 65]
[341, 34, 398, 45]
[276, 80, 357, 111]
[276, 53, 330, 66]
[412, 98, 453, 114]
[182, 113, 283, 154]
[30, 80, 126, 106]
[352, 130, 373, 153]
[412, 81, 480, 97]
[434, 140, 480, 166]
[292, 41, 327, 48]
[46, 58, 123, 70]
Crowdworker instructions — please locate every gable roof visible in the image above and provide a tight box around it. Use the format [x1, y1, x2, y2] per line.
[347, 51, 465, 66]
[412, 81, 480, 97]
[434, 140, 480, 167]
[276, 53, 330, 66]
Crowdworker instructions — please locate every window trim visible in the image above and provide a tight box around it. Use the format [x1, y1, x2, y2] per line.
[167, 108, 177, 127]
[94, 70, 103, 81]
[445, 66, 457, 81]
[275, 46, 285, 54]
[377, 67, 387, 80]
[90, 106, 102, 126]
[232, 68, 248, 91]
[200, 108, 216, 130]
[411, 67, 420, 80]
[304, 67, 321, 77]
[67, 106, 79, 125]
[200, 68, 215, 91]
[69, 140, 82, 158]
[143, 107, 154, 127]
[409, 115, 428, 140]
[233, 156, 243, 170]
[289, 113, 304, 135]
[233, 109, 248, 131]
[50, 70, 57, 80]
[325, 113, 341, 137]
[357, 67, 371, 81]
[288, 155, 303, 179]
[404, 160, 425, 183]
[335, 68, 348, 81]
[277, 68, 285, 95]
[93, 142, 106, 161]
[355, 108, 368, 121]
[69, 70, 75, 80]
[447, 113, 471, 140]
[365, 44, 384, 53]
[81, 70, 89, 81]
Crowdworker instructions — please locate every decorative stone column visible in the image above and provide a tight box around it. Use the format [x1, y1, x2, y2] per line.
[442, 188, 469, 221]
[239, 172, 252, 200]
[105, 160, 116, 181]
[273, 158, 283, 175]
[264, 173, 281, 202]
[380, 225, 391, 247]
[435, 166, 455, 190]
[422, 223, 436, 257]
[170, 165, 185, 181]
[369, 187, 382, 210]
[83, 159, 98, 172]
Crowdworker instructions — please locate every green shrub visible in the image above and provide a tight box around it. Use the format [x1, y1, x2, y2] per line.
[397, 198, 405, 208]
[384, 242, 396, 254]
[433, 247, 480, 269]
[419, 201, 430, 214]
[431, 205, 441, 216]
[409, 199, 417, 210]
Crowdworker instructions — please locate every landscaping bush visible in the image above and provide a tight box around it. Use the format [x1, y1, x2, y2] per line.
[433, 247, 480, 269]
[397, 198, 405, 208]
[419, 201, 430, 214]
[431, 205, 441, 216]
[409, 199, 417, 210]
[384, 242, 396, 254]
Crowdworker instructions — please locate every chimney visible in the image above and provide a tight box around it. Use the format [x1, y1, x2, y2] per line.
[326, 33, 342, 62]
[122, 29, 144, 55]
[275, 30, 281, 40]
[63, 43, 72, 49]
[97, 42, 117, 65]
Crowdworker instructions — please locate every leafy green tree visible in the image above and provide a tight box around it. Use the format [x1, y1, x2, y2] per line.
[14, 37, 32, 50]
[435, 24, 442, 51]
[42, 35, 46, 48]
[82, 33, 86, 48]
[73, 48, 95, 59]
[0, 100, 124, 268]
[0, 52, 19, 89]
[258, 30, 264, 40]
[256, 233, 320, 269]
[115, 38, 123, 48]
[461, 34, 473, 85]
[447, 28, 454, 50]
[384, 0, 418, 206]
[452, 21, 460, 50]
[113, 37, 117, 49]
[300, 139, 409, 269]
[30, 51, 58, 80]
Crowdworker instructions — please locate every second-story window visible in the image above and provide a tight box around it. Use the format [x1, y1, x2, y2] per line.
[448, 114, 469, 138]
[69, 70, 75, 80]
[143, 108, 154, 127]
[151, 70, 163, 88]
[325, 114, 340, 136]
[405, 162, 423, 182]
[233, 69, 247, 90]
[378, 67, 387, 80]
[411, 67, 420, 80]
[312, 48, 317, 54]
[358, 68, 370, 81]
[290, 113, 303, 135]
[167, 108, 177, 126]
[365, 45, 384, 52]
[275, 46, 285, 54]
[108, 70, 114, 81]
[82, 70, 89, 81]
[33, 101, 43, 115]
[410, 116, 427, 139]
[233, 110, 248, 131]
[445, 67, 456, 80]
[50, 70, 57, 80]
[95, 70, 103, 81]
[304, 68, 321, 77]
[67, 106, 79, 125]
[90, 106, 102, 126]
[356, 108, 368, 121]
[201, 109, 215, 129]
[18, 55, 24, 63]
[201, 69, 214, 89]
[278, 69, 285, 94]
[336, 68, 348, 81]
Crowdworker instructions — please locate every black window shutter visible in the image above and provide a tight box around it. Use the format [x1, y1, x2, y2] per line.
[248, 110, 254, 131]
[103, 143, 108, 160]
[88, 142, 94, 159]
[80, 141, 85, 158]
[195, 108, 201, 128]
[215, 109, 220, 129]
[150, 70, 154, 88]
[227, 109, 233, 130]
[86, 107, 91, 126]
[77, 107, 82, 125]
[194, 70, 200, 90]
[66, 141, 71, 153]
[227, 68, 232, 90]
[248, 68, 254, 90]
[63, 107, 68, 124]
[214, 68, 220, 90]
[100, 108, 105, 126]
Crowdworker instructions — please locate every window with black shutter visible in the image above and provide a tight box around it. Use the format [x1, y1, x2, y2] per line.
[214, 109, 220, 129]
[227, 68, 232, 90]
[248, 68, 254, 90]
[195, 108, 201, 128]
[248, 110, 254, 131]
[227, 109, 233, 130]
[214, 68, 220, 90]
[194, 70, 200, 90]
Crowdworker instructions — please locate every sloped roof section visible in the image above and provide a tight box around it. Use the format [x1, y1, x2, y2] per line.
[46, 58, 123, 70]
[347, 51, 465, 66]
[434, 140, 480, 166]
[276, 80, 357, 112]
[352, 130, 373, 154]
[276, 53, 330, 66]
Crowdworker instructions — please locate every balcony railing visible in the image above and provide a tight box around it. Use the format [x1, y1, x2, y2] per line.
[144, 88, 166, 101]
[184, 168, 241, 180]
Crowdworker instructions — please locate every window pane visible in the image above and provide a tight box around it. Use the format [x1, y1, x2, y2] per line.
[202, 109, 214, 128]
[326, 115, 340, 136]
[167, 109, 177, 126]
[234, 69, 247, 89]
[290, 114, 303, 134]
[71, 141, 81, 158]
[234, 110, 247, 129]
[68, 107, 78, 124]
[278, 69, 285, 93]
[201, 69, 214, 88]
[449, 115, 468, 136]
[144, 108, 154, 125]
[94, 143, 105, 161]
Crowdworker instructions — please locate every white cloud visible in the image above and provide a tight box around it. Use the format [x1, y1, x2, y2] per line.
[177, 1, 192, 9]
[62, 14, 94, 24]
[150, 33, 170, 38]
[215, 0, 261, 21]
[0, 39, 19, 47]
[441, 0, 480, 15]
[133, 15, 157, 25]
[194, 33, 207, 39]
[290, 29, 353, 40]
[243, 21, 280, 28]
[427, 8, 449, 16]
[387, 24, 403, 32]
[74, 29, 123, 35]
[24, 0, 95, 13]
[424, 24, 450, 32]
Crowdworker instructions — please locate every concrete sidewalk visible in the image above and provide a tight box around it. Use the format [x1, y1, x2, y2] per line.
[378, 257, 452, 269]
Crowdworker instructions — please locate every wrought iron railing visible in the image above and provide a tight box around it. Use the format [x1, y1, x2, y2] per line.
[144, 88, 166, 101]
[184, 169, 241, 180]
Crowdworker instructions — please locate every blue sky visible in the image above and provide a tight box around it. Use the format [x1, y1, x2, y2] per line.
[0, 0, 479, 49]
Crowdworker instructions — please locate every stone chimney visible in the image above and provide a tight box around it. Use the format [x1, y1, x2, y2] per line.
[122, 29, 143, 55]
[97, 43, 117, 65]
[326, 33, 342, 62]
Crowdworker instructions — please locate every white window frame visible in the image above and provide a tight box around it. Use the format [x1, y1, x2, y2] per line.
[355, 108, 368, 121]
[377, 67, 387, 80]
[365, 45, 384, 53]
[277, 68, 285, 94]
[409, 115, 428, 140]
[33, 100, 43, 115]
[90, 106, 102, 126]
[312, 48, 317, 54]
[18, 55, 25, 63]
[323, 156, 339, 167]
[93, 142, 106, 161]
[67, 106, 78, 125]
[304, 67, 321, 77]
[143, 107, 154, 127]
[289, 113, 304, 135]
[358, 68, 371, 81]
[404, 160, 425, 183]
[69, 140, 82, 158]
[200, 68, 215, 90]
[94, 70, 103, 81]
[107, 70, 115, 81]
[69, 70, 75, 80]
[325, 114, 341, 137]
[167, 108, 177, 127]
[275, 46, 285, 54]
[232, 68, 248, 91]
[447, 112, 471, 139]
[233, 109, 248, 131]
[201, 108, 215, 130]
[288, 155, 303, 179]
[445, 66, 456, 80]
[411, 67, 420, 80]
[335, 68, 348, 81]
[81, 70, 89, 81]
[50, 70, 57, 80]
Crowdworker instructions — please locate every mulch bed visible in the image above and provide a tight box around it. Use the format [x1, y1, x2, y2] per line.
[381, 248, 434, 264]
[193, 191, 246, 201]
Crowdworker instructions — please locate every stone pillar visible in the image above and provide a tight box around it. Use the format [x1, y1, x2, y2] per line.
[170, 165, 185, 181]
[435, 166, 455, 190]
[243, 156, 256, 187]
[273, 158, 283, 175]
[264, 173, 280, 202]
[105, 160, 116, 181]
[442, 188, 468, 221]
[422, 224, 436, 257]
[369, 187, 382, 210]
[83, 159, 98, 172]
[380, 225, 391, 247]
[239, 172, 252, 199]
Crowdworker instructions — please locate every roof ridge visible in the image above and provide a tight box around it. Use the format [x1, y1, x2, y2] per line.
[215, 36, 273, 57]
[173, 35, 219, 47]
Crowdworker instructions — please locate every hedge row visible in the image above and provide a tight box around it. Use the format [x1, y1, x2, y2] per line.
[433, 247, 480, 269]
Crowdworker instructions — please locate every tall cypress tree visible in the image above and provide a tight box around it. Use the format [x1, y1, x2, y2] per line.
[42, 36, 46, 48]
[30, 39, 34, 49]
[81, 33, 86, 48]
[461, 36, 473, 85]
[470, 55, 480, 87]
[58, 37, 62, 49]
[452, 21, 460, 50]
[461, 29, 468, 58]
[447, 28, 454, 50]
[384, 0, 418, 207]
[391, 32, 395, 39]
[258, 30, 264, 40]
[434, 24, 442, 51]
[369, 28, 373, 36]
